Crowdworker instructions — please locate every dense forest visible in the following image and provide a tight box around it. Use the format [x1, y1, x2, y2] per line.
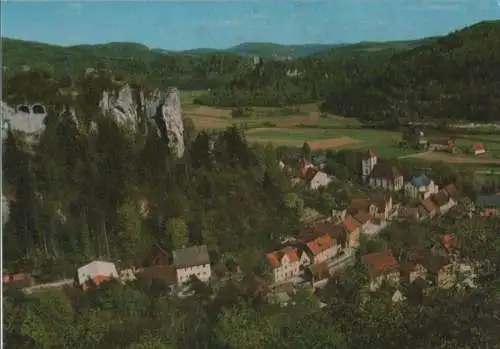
[197, 20, 500, 123]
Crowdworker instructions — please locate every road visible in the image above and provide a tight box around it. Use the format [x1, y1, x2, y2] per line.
[22, 278, 74, 294]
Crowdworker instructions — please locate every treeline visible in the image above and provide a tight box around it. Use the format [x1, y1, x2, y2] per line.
[2, 38, 251, 91]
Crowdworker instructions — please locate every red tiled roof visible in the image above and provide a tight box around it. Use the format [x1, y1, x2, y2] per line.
[443, 183, 457, 197]
[305, 233, 333, 256]
[442, 234, 454, 249]
[283, 247, 300, 262]
[362, 251, 397, 275]
[266, 247, 300, 268]
[472, 143, 485, 151]
[342, 215, 360, 233]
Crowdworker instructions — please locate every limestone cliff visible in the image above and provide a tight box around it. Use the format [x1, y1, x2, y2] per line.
[99, 84, 185, 158]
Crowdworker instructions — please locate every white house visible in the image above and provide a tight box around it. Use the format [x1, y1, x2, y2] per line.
[265, 247, 301, 284]
[173, 245, 212, 285]
[301, 233, 338, 265]
[404, 174, 439, 200]
[309, 171, 333, 190]
[77, 261, 119, 289]
[431, 191, 457, 215]
[362, 150, 403, 191]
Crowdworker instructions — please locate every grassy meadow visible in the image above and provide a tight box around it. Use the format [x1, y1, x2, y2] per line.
[181, 90, 500, 163]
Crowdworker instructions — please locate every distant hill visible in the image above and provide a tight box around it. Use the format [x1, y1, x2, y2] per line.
[311, 37, 439, 62]
[321, 20, 500, 123]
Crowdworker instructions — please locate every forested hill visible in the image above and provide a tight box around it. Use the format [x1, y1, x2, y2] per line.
[321, 20, 500, 123]
[2, 35, 431, 91]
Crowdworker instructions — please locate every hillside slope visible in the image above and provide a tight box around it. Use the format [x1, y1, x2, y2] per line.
[321, 20, 500, 123]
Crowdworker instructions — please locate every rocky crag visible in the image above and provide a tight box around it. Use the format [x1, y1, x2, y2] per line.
[99, 85, 185, 158]
[2, 84, 185, 158]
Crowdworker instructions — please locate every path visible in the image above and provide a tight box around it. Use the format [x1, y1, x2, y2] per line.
[23, 278, 74, 294]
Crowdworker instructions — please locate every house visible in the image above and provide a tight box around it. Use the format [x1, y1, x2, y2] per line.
[309, 171, 334, 190]
[404, 174, 439, 200]
[77, 261, 119, 290]
[370, 192, 394, 220]
[342, 216, 361, 248]
[297, 161, 333, 190]
[418, 253, 455, 288]
[361, 251, 399, 291]
[419, 198, 437, 218]
[353, 211, 372, 231]
[173, 245, 212, 285]
[428, 138, 456, 153]
[471, 143, 486, 155]
[3, 272, 35, 288]
[305, 222, 348, 250]
[476, 195, 500, 216]
[362, 150, 403, 191]
[348, 197, 373, 216]
[298, 232, 338, 265]
[304, 262, 330, 285]
[144, 244, 170, 267]
[398, 259, 428, 284]
[443, 183, 457, 198]
[398, 205, 425, 221]
[265, 246, 301, 284]
[431, 234, 455, 260]
[431, 191, 456, 215]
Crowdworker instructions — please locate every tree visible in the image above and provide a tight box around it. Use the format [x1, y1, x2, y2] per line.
[166, 218, 189, 249]
[20, 291, 76, 348]
[301, 142, 311, 161]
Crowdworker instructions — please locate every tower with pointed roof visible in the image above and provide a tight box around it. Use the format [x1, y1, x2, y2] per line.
[361, 150, 377, 181]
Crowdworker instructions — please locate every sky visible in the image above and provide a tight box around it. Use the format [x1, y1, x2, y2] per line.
[1, 0, 500, 51]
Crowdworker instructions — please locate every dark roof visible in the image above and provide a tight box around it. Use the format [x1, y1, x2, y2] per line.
[371, 192, 391, 209]
[302, 167, 319, 182]
[328, 225, 348, 246]
[172, 245, 210, 269]
[362, 149, 377, 159]
[137, 265, 176, 284]
[420, 198, 436, 213]
[417, 253, 450, 273]
[354, 211, 372, 225]
[370, 163, 402, 181]
[443, 183, 457, 197]
[476, 195, 500, 208]
[431, 191, 450, 206]
[350, 197, 372, 211]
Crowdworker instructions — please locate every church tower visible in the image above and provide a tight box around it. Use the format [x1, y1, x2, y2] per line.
[361, 150, 377, 181]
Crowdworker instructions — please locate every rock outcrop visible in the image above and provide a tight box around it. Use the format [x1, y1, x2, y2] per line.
[1, 101, 46, 138]
[153, 88, 184, 158]
[99, 84, 185, 158]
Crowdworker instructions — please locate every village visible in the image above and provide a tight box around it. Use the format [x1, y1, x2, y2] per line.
[4, 147, 499, 306]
